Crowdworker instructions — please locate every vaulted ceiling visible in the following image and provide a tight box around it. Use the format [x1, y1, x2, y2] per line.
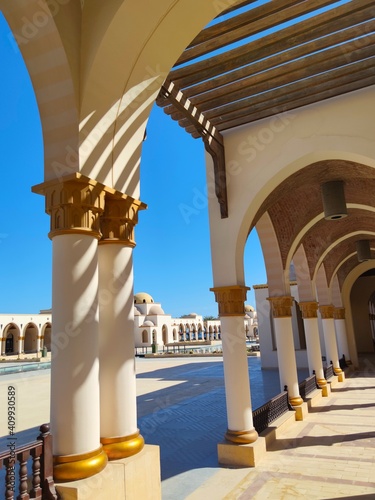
[157, 0, 375, 287]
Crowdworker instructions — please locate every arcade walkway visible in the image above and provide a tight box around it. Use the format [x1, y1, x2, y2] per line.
[184, 354, 375, 500]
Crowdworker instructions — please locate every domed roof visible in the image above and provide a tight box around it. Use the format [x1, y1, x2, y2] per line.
[148, 305, 165, 315]
[134, 292, 154, 304]
[141, 320, 155, 327]
[244, 305, 255, 312]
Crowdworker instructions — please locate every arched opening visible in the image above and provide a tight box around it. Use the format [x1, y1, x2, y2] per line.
[24, 323, 38, 353]
[43, 323, 52, 351]
[350, 269, 375, 353]
[3, 324, 20, 355]
[142, 330, 149, 343]
[5, 333, 14, 354]
[162, 325, 168, 345]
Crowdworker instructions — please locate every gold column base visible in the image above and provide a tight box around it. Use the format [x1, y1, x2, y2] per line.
[53, 446, 108, 482]
[289, 396, 304, 407]
[317, 378, 327, 387]
[333, 367, 342, 375]
[101, 430, 144, 460]
[225, 428, 258, 444]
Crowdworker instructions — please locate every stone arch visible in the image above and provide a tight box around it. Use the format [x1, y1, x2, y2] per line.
[24, 323, 38, 353]
[42, 323, 52, 351]
[256, 212, 289, 296]
[3, 323, 20, 355]
[142, 330, 149, 344]
[162, 325, 168, 345]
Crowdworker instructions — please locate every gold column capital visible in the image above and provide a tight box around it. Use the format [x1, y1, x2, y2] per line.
[333, 307, 346, 320]
[267, 296, 294, 318]
[210, 285, 250, 316]
[299, 301, 319, 319]
[319, 304, 335, 319]
[99, 195, 147, 247]
[32, 173, 106, 239]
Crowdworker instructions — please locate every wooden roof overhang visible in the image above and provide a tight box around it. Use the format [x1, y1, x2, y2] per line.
[157, 0, 375, 220]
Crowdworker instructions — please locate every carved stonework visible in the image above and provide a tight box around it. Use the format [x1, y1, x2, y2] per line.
[33, 174, 106, 239]
[319, 304, 335, 319]
[333, 307, 345, 320]
[210, 285, 249, 316]
[299, 301, 319, 319]
[100, 196, 146, 247]
[267, 296, 294, 318]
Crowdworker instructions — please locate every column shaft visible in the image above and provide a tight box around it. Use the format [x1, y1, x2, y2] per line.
[320, 305, 341, 373]
[98, 244, 144, 459]
[51, 234, 101, 456]
[221, 316, 254, 433]
[303, 318, 325, 382]
[211, 286, 257, 444]
[268, 296, 303, 406]
[299, 302, 326, 385]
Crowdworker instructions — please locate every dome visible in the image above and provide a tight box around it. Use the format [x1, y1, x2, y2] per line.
[244, 305, 254, 312]
[148, 305, 165, 315]
[141, 320, 155, 327]
[134, 292, 154, 304]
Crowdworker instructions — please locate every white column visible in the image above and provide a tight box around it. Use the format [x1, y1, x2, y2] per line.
[299, 302, 326, 387]
[51, 234, 101, 455]
[33, 175, 107, 482]
[268, 297, 303, 407]
[212, 286, 257, 444]
[98, 195, 146, 460]
[320, 305, 342, 375]
[334, 307, 350, 361]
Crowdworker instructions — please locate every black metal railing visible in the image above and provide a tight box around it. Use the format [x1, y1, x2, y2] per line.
[253, 391, 293, 434]
[0, 424, 57, 500]
[324, 364, 335, 380]
[299, 374, 319, 400]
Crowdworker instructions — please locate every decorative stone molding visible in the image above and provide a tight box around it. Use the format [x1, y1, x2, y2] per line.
[32, 174, 106, 239]
[267, 296, 294, 318]
[333, 307, 345, 320]
[210, 285, 250, 316]
[99, 195, 146, 247]
[319, 304, 335, 319]
[299, 301, 319, 319]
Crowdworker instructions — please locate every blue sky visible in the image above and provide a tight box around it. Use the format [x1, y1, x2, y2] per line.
[0, 13, 266, 317]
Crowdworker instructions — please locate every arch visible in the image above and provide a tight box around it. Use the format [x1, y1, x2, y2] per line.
[79, 1, 228, 192]
[142, 330, 149, 344]
[341, 261, 375, 367]
[172, 329, 177, 341]
[162, 325, 168, 345]
[3, 323, 20, 355]
[24, 323, 38, 353]
[5, 333, 14, 355]
[256, 213, 289, 296]
[0, 3, 79, 181]
[42, 322, 52, 351]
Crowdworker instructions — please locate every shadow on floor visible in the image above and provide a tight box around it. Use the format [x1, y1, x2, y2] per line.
[270, 430, 375, 451]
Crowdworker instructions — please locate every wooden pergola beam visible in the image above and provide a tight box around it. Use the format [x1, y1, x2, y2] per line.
[157, 80, 228, 218]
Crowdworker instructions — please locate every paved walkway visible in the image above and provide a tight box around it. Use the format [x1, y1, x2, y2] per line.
[183, 354, 375, 500]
